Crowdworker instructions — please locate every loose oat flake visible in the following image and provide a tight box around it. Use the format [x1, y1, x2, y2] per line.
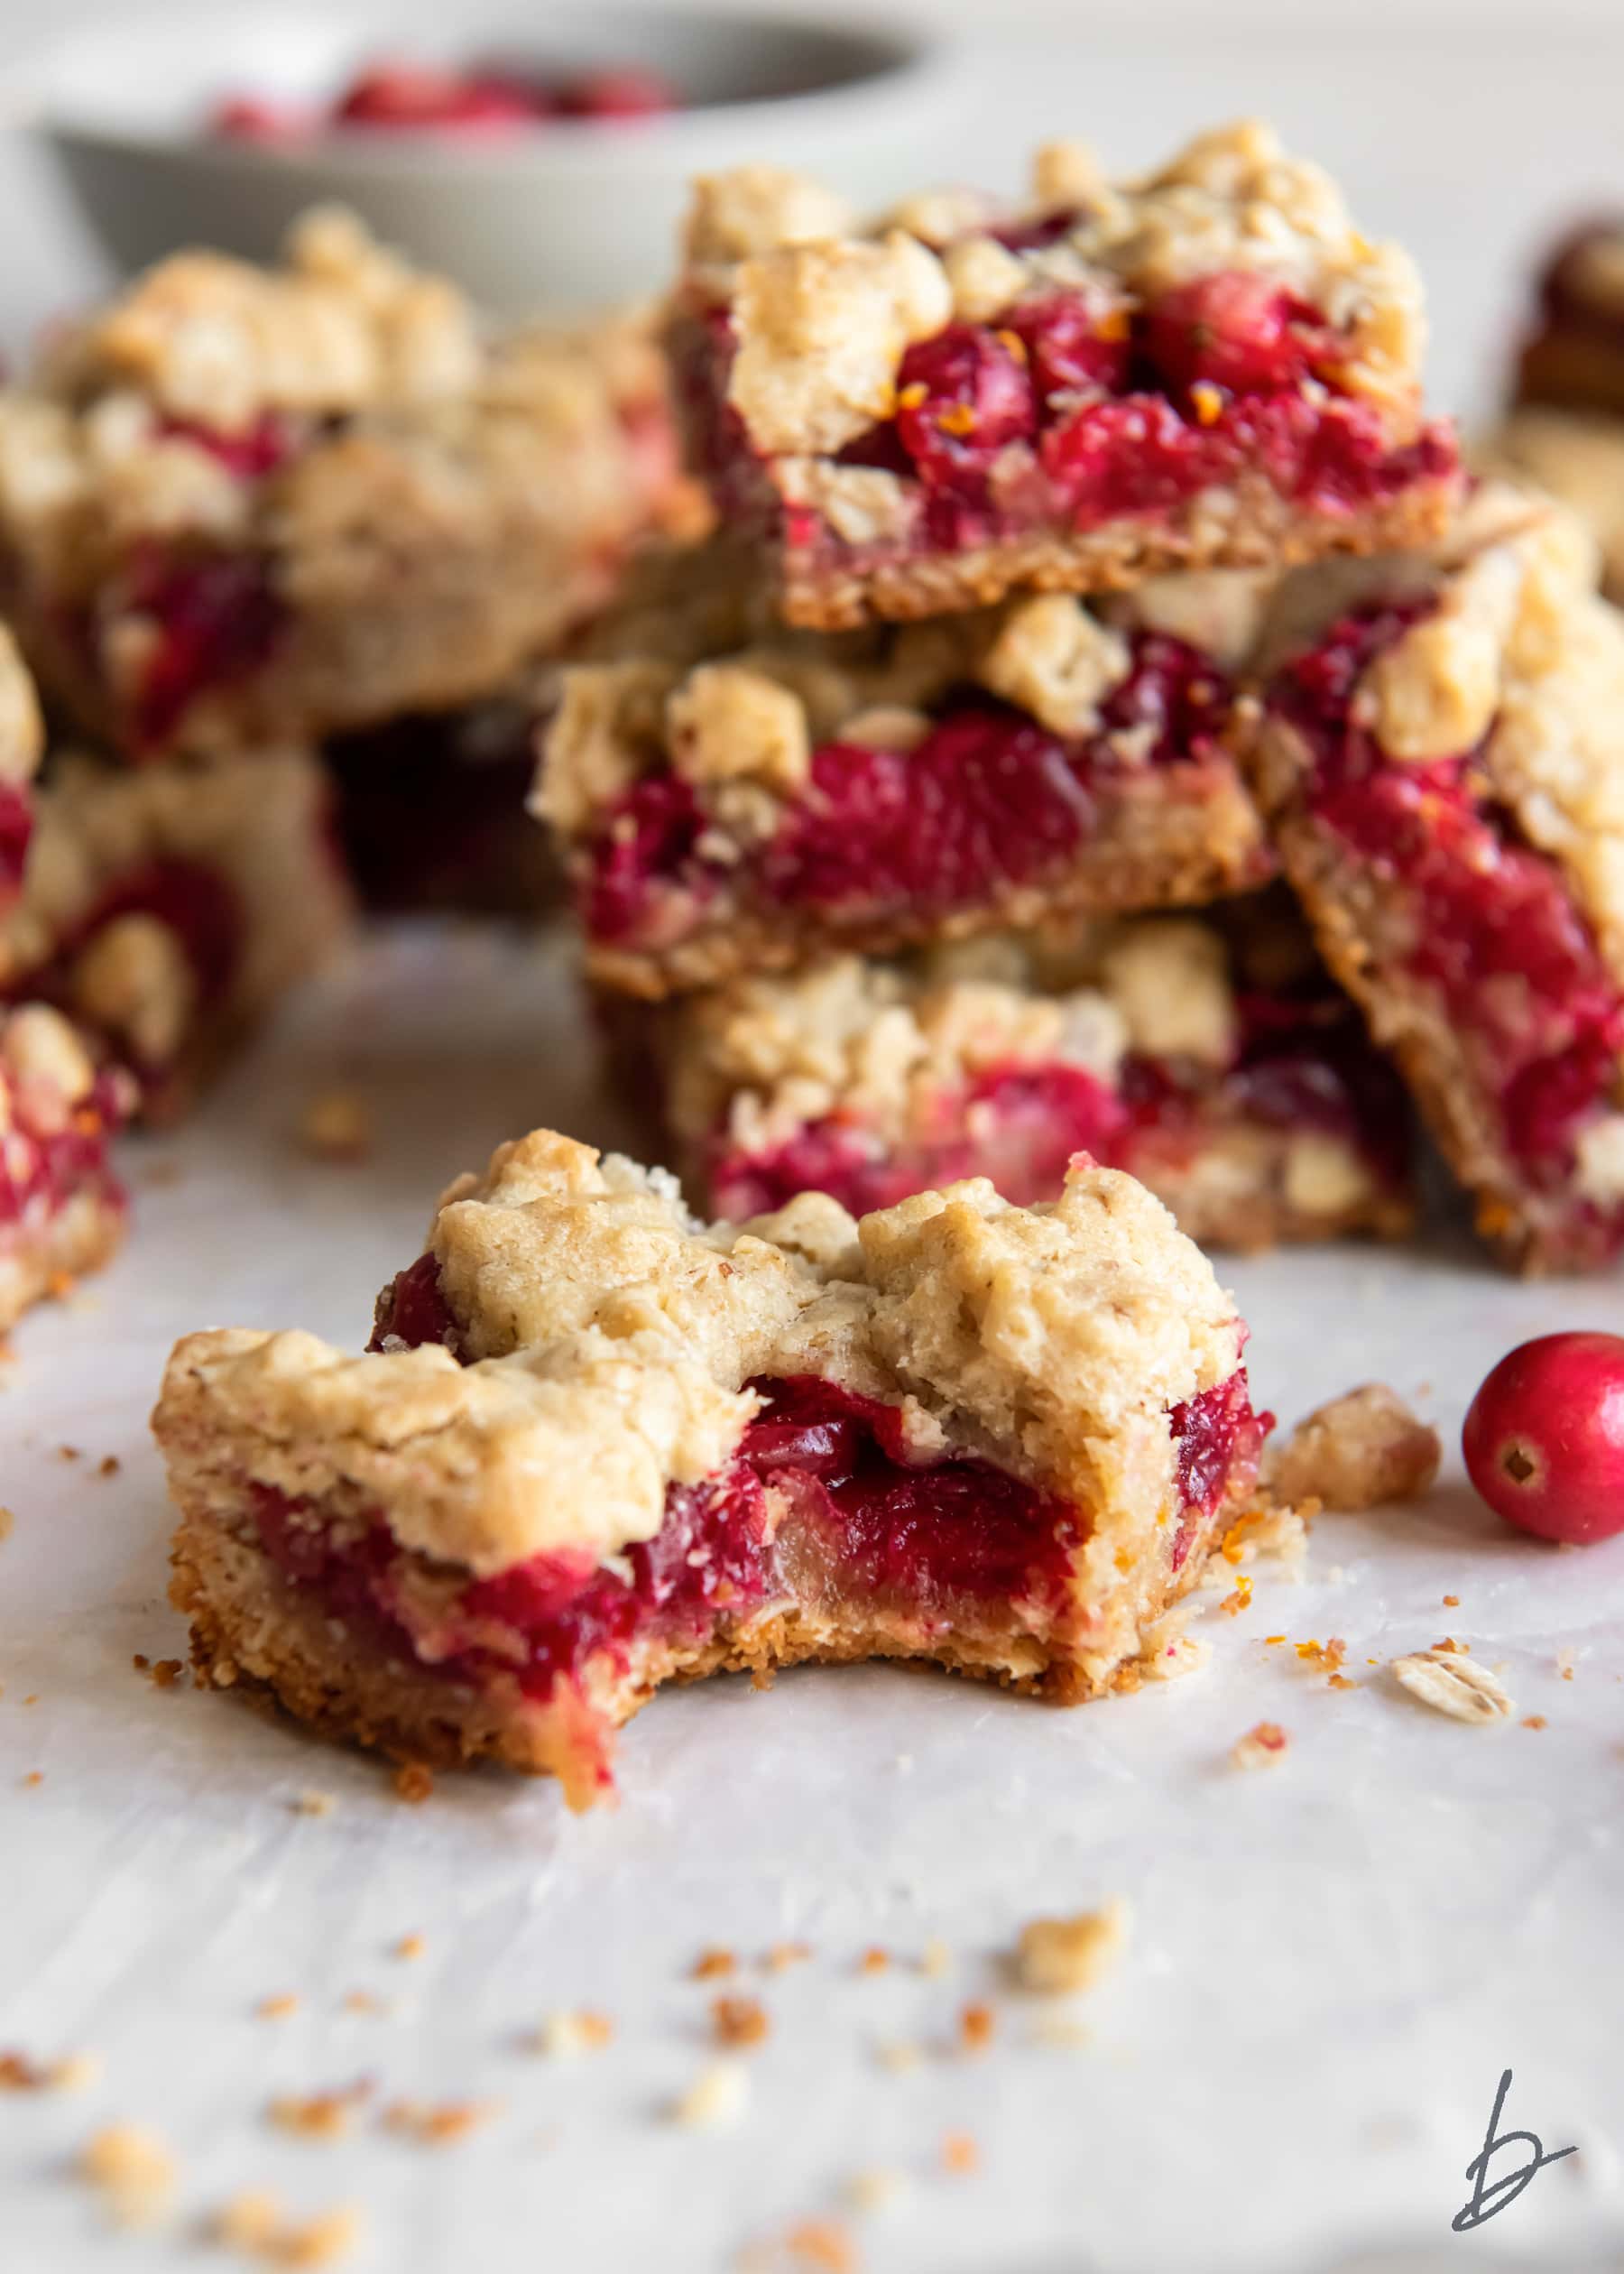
[1391, 1648, 1513, 1724]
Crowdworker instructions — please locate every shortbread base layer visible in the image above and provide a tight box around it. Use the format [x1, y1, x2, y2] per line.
[766, 470, 1462, 633]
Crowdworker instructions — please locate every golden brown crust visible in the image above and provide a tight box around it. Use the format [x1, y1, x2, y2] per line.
[766, 473, 1460, 633]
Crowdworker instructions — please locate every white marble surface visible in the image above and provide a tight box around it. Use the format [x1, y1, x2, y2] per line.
[3, 923, 1624, 2274]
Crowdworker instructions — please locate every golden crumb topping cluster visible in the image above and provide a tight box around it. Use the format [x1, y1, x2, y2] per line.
[0, 624, 43, 788]
[157, 1130, 1246, 1575]
[682, 122, 1428, 461]
[664, 912, 1245, 1156]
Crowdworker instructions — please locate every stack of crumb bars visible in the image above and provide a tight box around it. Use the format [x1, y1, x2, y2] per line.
[544, 122, 1624, 1275]
[127, 119, 1624, 1803]
[0, 208, 684, 1328]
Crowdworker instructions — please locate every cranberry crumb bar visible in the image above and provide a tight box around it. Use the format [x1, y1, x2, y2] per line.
[0, 210, 683, 759]
[626, 894, 1413, 1250]
[5, 748, 350, 1121]
[669, 120, 1462, 630]
[537, 542, 1271, 997]
[0, 1003, 132, 1330]
[156, 1130, 1269, 1804]
[1245, 485, 1624, 1272]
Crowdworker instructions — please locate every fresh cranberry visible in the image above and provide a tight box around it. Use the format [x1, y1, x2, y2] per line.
[1142, 272, 1332, 400]
[1463, 1333, 1624, 1544]
[1005, 296, 1130, 409]
[557, 69, 676, 119]
[0, 781, 32, 901]
[894, 326, 1036, 498]
[334, 61, 538, 131]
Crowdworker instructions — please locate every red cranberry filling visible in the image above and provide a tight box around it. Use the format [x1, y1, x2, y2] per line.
[247, 1365, 1259, 1714]
[578, 633, 1232, 949]
[372, 1250, 463, 1355]
[0, 780, 32, 901]
[0, 1062, 127, 1232]
[121, 545, 287, 752]
[688, 269, 1459, 553]
[1276, 603, 1624, 1200]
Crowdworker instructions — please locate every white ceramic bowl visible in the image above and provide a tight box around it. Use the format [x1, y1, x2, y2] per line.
[14, 2, 966, 316]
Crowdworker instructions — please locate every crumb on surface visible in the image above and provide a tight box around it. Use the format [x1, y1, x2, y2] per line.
[536, 2010, 613, 2058]
[942, 2131, 979, 2176]
[1522, 1715, 1548, 1731]
[256, 1995, 300, 2022]
[857, 1946, 890, 1976]
[693, 1946, 736, 1981]
[210, 2191, 363, 2268]
[1231, 1721, 1291, 1770]
[957, 2002, 996, 2054]
[0, 1507, 12, 1542]
[78, 2122, 177, 2226]
[4, 2048, 101, 2091]
[297, 1089, 372, 1163]
[782, 2218, 858, 2269]
[1557, 1647, 1579, 1680]
[874, 2041, 921, 2074]
[712, 1994, 770, 2050]
[919, 1938, 951, 1978]
[1015, 1897, 1131, 1996]
[382, 2098, 494, 2148]
[844, 2167, 908, 2214]
[21, 1770, 42, 1787]
[267, 2084, 369, 2141]
[1443, 1594, 1460, 1608]
[671, 2060, 749, 2131]
[392, 1761, 434, 1805]
[97, 1456, 120, 1478]
[763, 1942, 812, 1974]
[1268, 1383, 1441, 1511]
[392, 1935, 425, 1962]
[293, 1790, 336, 1818]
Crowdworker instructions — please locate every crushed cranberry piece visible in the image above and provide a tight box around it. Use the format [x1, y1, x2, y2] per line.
[121, 546, 287, 753]
[1004, 295, 1131, 409]
[0, 781, 32, 901]
[1277, 601, 1624, 1195]
[371, 1253, 462, 1355]
[1140, 272, 1334, 401]
[156, 414, 293, 481]
[1041, 392, 1451, 527]
[988, 208, 1084, 254]
[1168, 1372, 1270, 1568]
[579, 634, 1230, 953]
[555, 68, 676, 119]
[894, 326, 1036, 500]
[0, 1063, 127, 1231]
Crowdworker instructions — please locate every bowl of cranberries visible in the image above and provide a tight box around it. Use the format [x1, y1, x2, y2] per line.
[20, 1, 964, 312]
